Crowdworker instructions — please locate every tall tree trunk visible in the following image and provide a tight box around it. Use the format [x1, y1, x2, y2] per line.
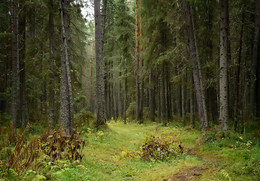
[60, 0, 73, 135]
[219, 0, 229, 135]
[174, 65, 181, 117]
[158, 73, 161, 121]
[135, 0, 140, 122]
[190, 75, 195, 127]
[139, 5, 144, 121]
[95, 0, 106, 126]
[161, 64, 166, 124]
[183, 0, 208, 131]
[19, 0, 27, 130]
[181, 71, 186, 125]
[113, 81, 118, 119]
[101, 0, 107, 52]
[124, 58, 127, 123]
[118, 71, 122, 118]
[49, 0, 55, 130]
[250, 0, 260, 119]
[233, 11, 244, 131]
[11, 0, 19, 131]
[149, 69, 155, 121]
[165, 65, 169, 122]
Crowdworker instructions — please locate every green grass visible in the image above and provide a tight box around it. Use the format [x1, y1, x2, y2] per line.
[2, 121, 260, 181]
[50, 122, 203, 181]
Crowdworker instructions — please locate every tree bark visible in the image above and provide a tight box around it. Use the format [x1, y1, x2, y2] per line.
[190, 75, 195, 127]
[161, 64, 167, 124]
[135, 0, 140, 122]
[49, 0, 55, 130]
[60, 0, 73, 135]
[233, 11, 244, 131]
[95, 0, 106, 126]
[250, 0, 260, 119]
[124, 58, 127, 123]
[181, 71, 186, 125]
[139, 5, 144, 121]
[11, 0, 19, 131]
[219, 0, 229, 135]
[183, 0, 208, 131]
[149, 69, 155, 121]
[118, 71, 123, 118]
[18, 0, 28, 130]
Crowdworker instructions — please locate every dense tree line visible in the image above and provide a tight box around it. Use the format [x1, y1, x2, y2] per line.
[0, 0, 88, 135]
[1, 0, 260, 136]
[92, 0, 260, 134]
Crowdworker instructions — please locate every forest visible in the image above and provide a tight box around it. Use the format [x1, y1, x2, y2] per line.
[0, 0, 260, 180]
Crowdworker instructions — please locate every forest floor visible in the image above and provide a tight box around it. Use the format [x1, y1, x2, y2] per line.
[51, 121, 259, 181]
[1, 121, 260, 181]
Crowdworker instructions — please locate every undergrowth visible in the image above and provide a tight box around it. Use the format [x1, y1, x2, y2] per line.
[140, 135, 183, 161]
[0, 122, 85, 180]
[201, 129, 260, 180]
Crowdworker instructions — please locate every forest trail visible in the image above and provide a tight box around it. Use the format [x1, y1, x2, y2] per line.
[76, 122, 219, 181]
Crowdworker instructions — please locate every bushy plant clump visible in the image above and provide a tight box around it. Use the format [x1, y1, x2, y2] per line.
[0, 122, 85, 177]
[140, 135, 183, 161]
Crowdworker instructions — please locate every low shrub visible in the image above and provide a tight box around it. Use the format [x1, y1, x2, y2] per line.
[0, 122, 85, 176]
[140, 135, 183, 161]
[40, 129, 85, 162]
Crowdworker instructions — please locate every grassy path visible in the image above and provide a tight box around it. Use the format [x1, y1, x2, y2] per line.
[52, 122, 259, 181]
[52, 122, 213, 181]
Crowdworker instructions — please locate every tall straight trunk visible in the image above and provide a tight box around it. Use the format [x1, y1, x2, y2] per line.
[89, 59, 95, 113]
[60, 0, 73, 135]
[149, 69, 155, 121]
[135, 0, 140, 121]
[181, 72, 186, 125]
[104, 66, 109, 118]
[95, 0, 106, 125]
[219, 0, 229, 135]
[174, 65, 181, 117]
[158, 74, 161, 121]
[165, 65, 171, 121]
[168, 79, 172, 120]
[19, 0, 27, 130]
[190, 75, 195, 127]
[110, 62, 114, 118]
[234, 11, 244, 131]
[49, 0, 55, 130]
[161, 64, 166, 124]
[183, 0, 208, 130]
[105, 60, 110, 118]
[118, 71, 122, 118]
[11, 0, 19, 131]
[105, 69, 110, 118]
[101, 0, 107, 52]
[124, 59, 127, 123]
[139, 5, 144, 121]
[113, 81, 118, 119]
[250, 0, 260, 118]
